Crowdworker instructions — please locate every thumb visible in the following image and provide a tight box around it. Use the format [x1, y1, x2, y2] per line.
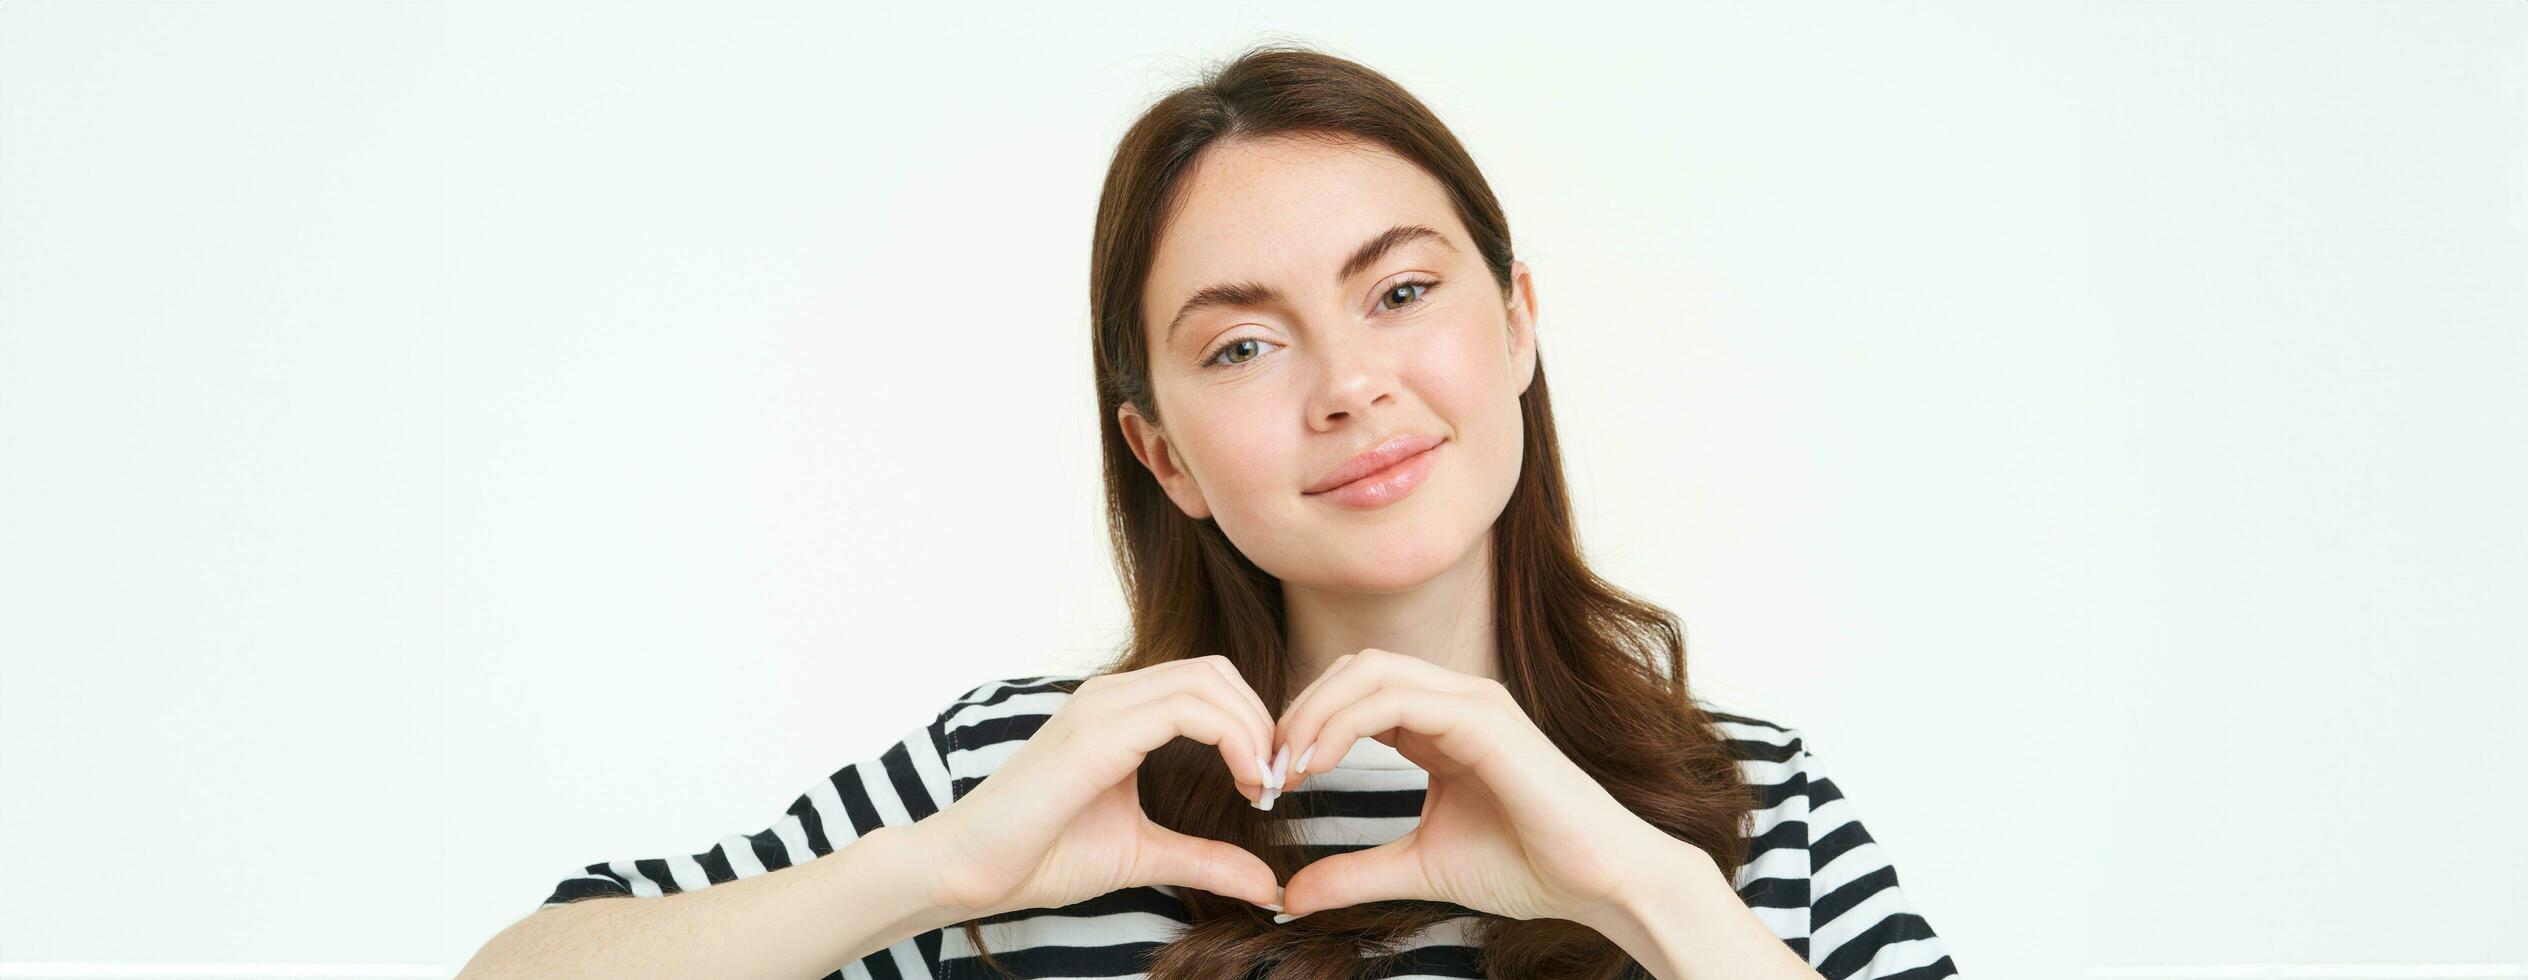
[1281, 834, 1431, 918]
[1129, 819, 1283, 910]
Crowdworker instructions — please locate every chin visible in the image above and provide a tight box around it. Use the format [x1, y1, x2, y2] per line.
[1306, 528, 1472, 595]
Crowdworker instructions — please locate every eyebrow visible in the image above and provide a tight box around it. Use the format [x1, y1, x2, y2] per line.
[1162, 223, 1462, 344]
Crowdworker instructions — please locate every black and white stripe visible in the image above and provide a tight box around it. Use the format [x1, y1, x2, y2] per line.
[1705, 710, 1960, 979]
[542, 674, 1960, 979]
[537, 677, 982, 979]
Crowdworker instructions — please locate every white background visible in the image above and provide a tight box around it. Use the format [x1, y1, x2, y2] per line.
[2, 2, 2522, 978]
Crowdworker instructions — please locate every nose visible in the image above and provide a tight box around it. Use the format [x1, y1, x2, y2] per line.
[1306, 332, 1398, 431]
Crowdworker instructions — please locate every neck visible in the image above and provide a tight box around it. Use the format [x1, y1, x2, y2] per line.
[1279, 531, 1500, 705]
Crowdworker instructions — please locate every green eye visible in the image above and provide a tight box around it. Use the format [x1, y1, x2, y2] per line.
[1378, 280, 1432, 312]
[1203, 336, 1278, 368]
[1197, 276, 1442, 371]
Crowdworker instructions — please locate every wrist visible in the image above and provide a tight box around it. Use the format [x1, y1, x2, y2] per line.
[1582, 839, 1821, 980]
[1577, 831, 1717, 928]
[844, 821, 987, 932]
[1576, 840, 1725, 975]
[901, 804, 1023, 921]
[798, 820, 992, 969]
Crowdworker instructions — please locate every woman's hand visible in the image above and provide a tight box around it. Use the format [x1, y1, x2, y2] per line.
[1268, 648, 1703, 927]
[921, 657, 1288, 919]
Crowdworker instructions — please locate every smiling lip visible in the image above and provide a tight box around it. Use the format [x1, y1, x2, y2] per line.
[1303, 434, 1444, 509]
[1305, 433, 1445, 494]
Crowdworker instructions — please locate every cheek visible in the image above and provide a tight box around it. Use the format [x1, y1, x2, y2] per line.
[1413, 318, 1526, 497]
[1177, 404, 1288, 500]
[1410, 315, 1518, 416]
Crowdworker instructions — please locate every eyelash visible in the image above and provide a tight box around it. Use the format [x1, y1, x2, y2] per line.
[1200, 276, 1443, 370]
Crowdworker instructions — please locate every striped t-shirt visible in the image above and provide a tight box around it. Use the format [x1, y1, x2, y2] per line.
[542, 674, 1962, 979]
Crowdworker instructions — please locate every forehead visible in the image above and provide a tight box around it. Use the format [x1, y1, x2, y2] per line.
[1144, 134, 1461, 321]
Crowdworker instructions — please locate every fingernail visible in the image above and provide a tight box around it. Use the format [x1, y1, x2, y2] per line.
[1267, 743, 1290, 790]
[1288, 745, 1315, 791]
[1260, 902, 1283, 912]
[1253, 785, 1278, 810]
[1255, 754, 1271, 785]
[1273, 910, 1310, 924]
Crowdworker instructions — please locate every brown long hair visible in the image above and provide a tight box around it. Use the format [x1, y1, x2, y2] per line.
[957, 40, 1754, 980]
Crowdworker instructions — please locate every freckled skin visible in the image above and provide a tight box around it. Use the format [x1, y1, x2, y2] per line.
[1119, 134, 1540, 598]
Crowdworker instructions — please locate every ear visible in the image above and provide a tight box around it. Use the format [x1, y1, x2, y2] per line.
[1506, 258, 1539, 396]
[1117, 401, 1214, 521]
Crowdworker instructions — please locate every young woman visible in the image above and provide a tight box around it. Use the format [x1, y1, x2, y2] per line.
[475, 43, 1960, 980]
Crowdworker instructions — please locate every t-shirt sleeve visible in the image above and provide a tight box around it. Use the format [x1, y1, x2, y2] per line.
[537, 679, 995, 910]
[1797, 736, 1962, 980]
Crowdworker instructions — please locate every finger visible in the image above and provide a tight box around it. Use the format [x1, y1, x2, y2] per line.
[1279, 650, 1361, 718]
[1106, 662, 1278, 791]
[1192, 656, 1280, 790]
[1094, 657, 1209, 705]
[1279, 651, 1488, 780]
[1301, 687, 1501, 781]
[1279, 832, 1433, 918]
[1193, 654, 1276, 744]
[1110, 692, 1275, 798]
[1274, 649, 1373, 782]
[1182, 665, 1278, 794]
[1129, 818, 1284, 911]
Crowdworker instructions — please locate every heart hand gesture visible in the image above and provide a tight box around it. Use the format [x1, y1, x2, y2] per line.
[1266, 648, 1699, 927]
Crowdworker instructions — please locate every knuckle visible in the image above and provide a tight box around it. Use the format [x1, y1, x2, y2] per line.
[1163, 692, 1214, 727]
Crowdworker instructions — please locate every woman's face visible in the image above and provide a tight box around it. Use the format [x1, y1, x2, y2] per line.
[1121, 133, 1539, 594]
